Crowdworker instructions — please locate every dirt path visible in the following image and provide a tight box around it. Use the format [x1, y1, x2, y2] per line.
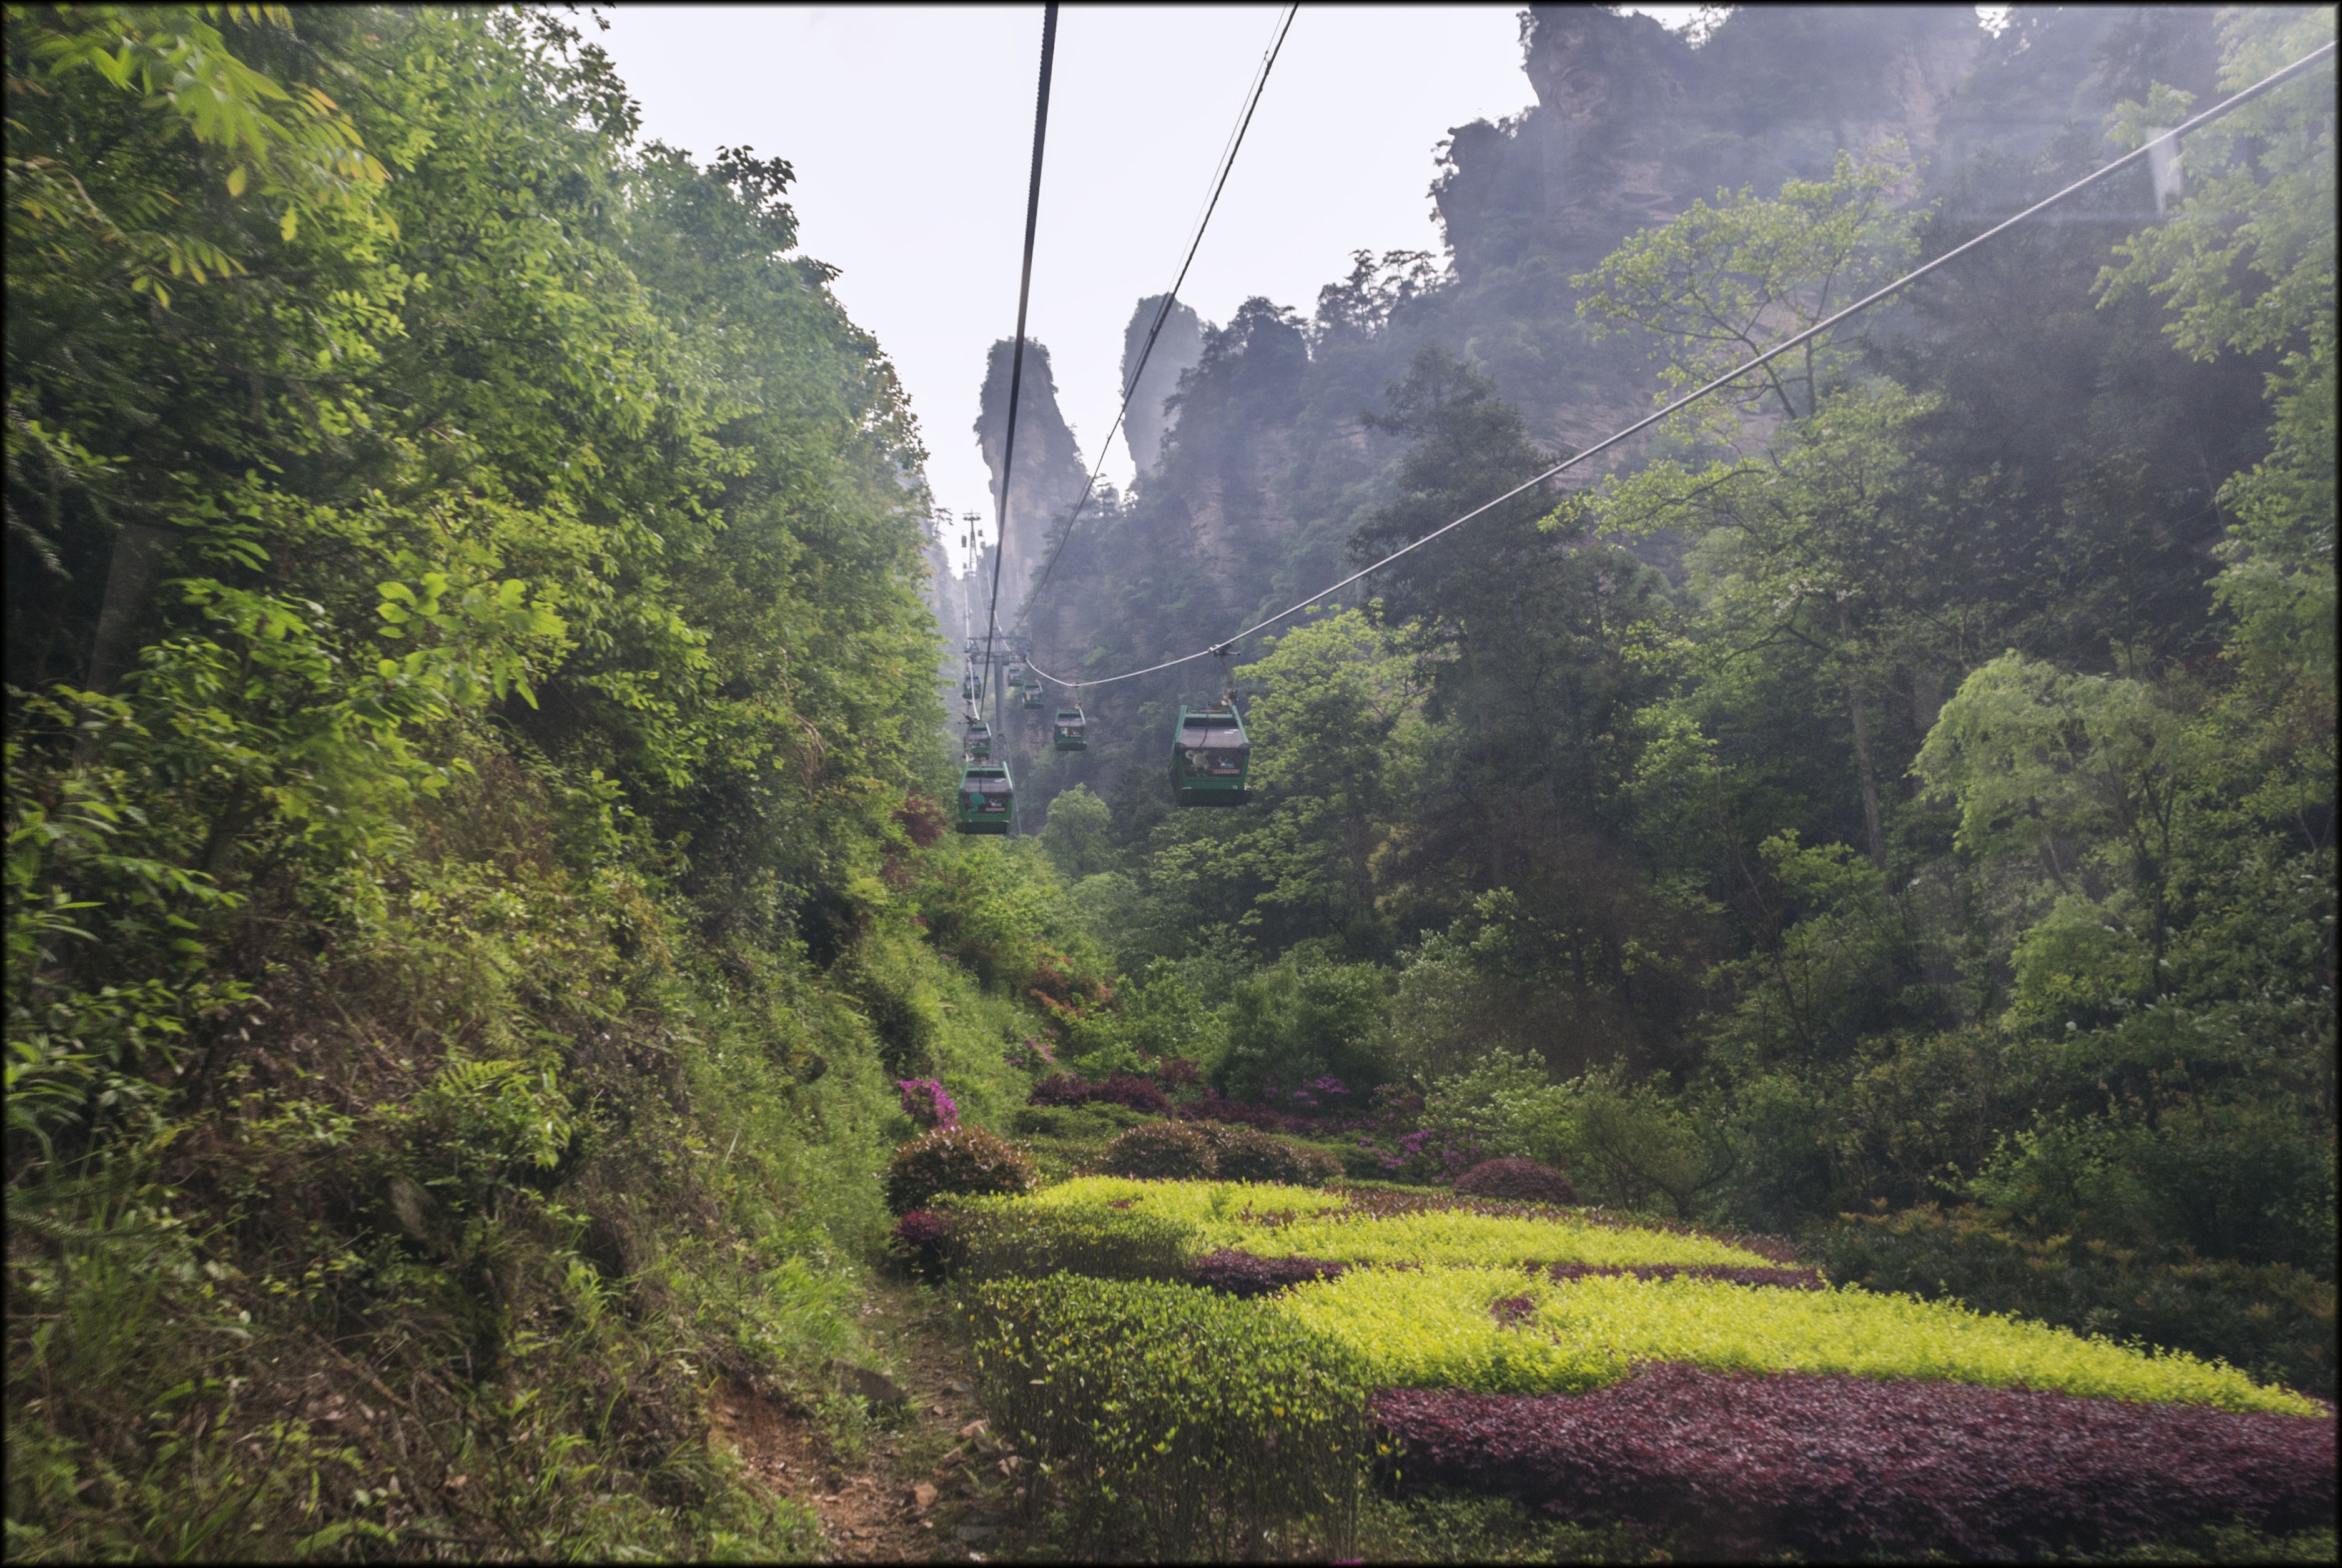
[711, 1279, 1027, 1562]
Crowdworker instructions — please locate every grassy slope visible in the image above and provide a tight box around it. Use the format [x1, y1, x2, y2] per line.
[5, 799, 1070, 1561]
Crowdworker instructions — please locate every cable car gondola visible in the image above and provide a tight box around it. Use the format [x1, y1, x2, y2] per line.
[1170, 702, 1250, 806]
[955, 762, 1014, 835]
[1053, 706, 1087, 751]
[1022, 685, 1044, 711]
[964, 718, 992, 761]
[1007, 659, 1027, 689]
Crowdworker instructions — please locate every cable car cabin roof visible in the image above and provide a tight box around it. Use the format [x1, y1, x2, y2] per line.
[961, 766, 1011, 790]
[1175, 708, 1249, 752]
[1054, 709, 1083, 724]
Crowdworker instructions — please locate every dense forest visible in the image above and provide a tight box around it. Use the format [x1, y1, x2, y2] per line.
[4, 2, 2334, 1562]
[993, 0, 2335, 1390]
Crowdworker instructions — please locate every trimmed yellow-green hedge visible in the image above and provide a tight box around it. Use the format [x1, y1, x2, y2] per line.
[1027, 1178, 1772, 1269]
[1275, 1266, 2322, 1415]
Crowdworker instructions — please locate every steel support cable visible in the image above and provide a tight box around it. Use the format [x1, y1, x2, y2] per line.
[974, 2, 1059, 711]
[1022, 37, 2340, 694]
[1014, 3, 1300, 632]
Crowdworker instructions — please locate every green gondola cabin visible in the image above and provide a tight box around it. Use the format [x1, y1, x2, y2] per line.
[1053, 707, 1087, 751]
[1170, 703, 1250, 806]
[1022, 686, 1044, 711]
[956, 763, 1013, 834]
[964, 719, 992, 761]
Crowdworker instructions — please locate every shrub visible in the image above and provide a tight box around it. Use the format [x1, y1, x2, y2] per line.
[1182, 1090, 1346, 1136]
[1456, 1158, 1578, 1206]
[966, 1275, 1368, 1559]
[1190, 1249, 1350, 1298]
[1215, 958, 1392, 1106]
[896, 1077, 958, 1130]
[1334, 1183, 1804, 1264]
[1193, 1122, 1342, 1187]
[1546, 1263, 1824, 1289]
[1100, 1121, 1218, 1181]
[946, 1197, 1194, 1284]
[1251, 1210, 1776, 1271]
[1823, 1203, 2339, 1399]
[1030, 1072, 1170, 1116]
[1277, 1265, 2323, 1412]
[882, 1125, 1037, 1215]
[1373, 1368, 2339, 1559]
[1153, 1055, 1202, 1091]
[891, 1210, 959, 1280]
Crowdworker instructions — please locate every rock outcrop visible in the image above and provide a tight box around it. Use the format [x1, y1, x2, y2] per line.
[1119, 293, 1205, 479]
[974, 337, 1090, 634]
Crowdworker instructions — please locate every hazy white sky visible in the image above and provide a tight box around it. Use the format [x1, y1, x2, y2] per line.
[594, 5, 1987, 560]
[597, 4, 1545, 552]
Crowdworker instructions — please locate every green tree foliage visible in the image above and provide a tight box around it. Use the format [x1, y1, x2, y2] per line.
[4, 6, 1105, 1556]
[997, 6, 2334, 1398]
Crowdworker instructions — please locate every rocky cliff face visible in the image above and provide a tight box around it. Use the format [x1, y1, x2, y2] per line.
[1120, 293, 1205, 478]
[974, 337, 1090, 634]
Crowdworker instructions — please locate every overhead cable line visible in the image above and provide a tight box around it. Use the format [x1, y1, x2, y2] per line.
[1024, 36, 2339, 694]
[1016, 2, 1300, 629]
[975, 1, 1059, 708]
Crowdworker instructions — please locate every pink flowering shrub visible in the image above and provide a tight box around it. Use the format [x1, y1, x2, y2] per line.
[890, 1208, 959, 1278]
[1373, 1368, 2338, 1559]
[897, 1077, 958, 1130]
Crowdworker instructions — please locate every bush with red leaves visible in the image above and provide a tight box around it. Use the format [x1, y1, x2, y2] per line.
[1374, 1367, 2338, 1560]
[889, 1208, 958, 1279]
[1188, 1248, 1350, 1298]
[1153, 1055, 1203, 1090]
[882, 1125, 1038, 1214]
[1190, 1122, 1342, 1187]
[892, 791, 947, 847]
[1546, 1263, 1824, 1290]
[1029, 1072, 1171, 1115]
[1455, 1157, 1578, 1206]
[1176, 1091, 1332, 1135]
[1099, 1120, 1218, 1180]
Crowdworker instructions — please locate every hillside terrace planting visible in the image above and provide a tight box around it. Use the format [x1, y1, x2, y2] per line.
[941, 1175, 2335, 1558]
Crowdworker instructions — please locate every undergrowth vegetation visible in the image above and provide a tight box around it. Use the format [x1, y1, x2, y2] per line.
[2, 6, 1103, 1558]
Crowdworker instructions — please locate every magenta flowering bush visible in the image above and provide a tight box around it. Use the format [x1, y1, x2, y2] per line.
[1353, 1124, 1481, 1183]
[1373, 1367, 2338, 1559]
[890, 1208, 959, 1279]
[897, 1077, 959, 1130]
